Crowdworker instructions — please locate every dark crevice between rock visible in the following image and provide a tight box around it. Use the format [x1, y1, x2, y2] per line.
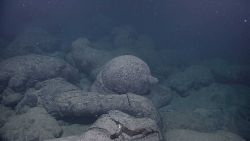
[126, 93, 131, 107]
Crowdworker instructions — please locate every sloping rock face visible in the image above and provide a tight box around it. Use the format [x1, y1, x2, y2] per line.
[91, 55, 158, 95]
[82, 110, 162, 141]
[0, 107, 62, 141]
[0, 54, 79, 106]
[17, 78, 161, 124]
[46, 110, 162, 141]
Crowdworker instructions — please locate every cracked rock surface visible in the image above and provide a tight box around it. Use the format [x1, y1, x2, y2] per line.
[18, 78, 161, 124]
[46, 110, 162, 141]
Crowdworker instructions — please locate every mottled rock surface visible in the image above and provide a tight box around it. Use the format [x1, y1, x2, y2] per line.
[0, 54, 79, 106]
[91, 55, 158, 95]
[46, 110, 162, 141]
[18, 78, 160, 124]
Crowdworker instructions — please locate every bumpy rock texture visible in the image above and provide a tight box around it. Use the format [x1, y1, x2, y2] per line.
[91, 55, 158, 95]
[46, 110, 162, 141]
[0, 107, 62, 141]
[83, 110, 162, 141]
[17, 78, 160, 124]
[0, 54, 79, 106]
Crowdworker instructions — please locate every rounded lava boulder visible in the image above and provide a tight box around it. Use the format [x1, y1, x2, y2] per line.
[91, 55, 158, 95]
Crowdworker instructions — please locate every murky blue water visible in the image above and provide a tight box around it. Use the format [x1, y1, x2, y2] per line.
[0, 0, 249, 141]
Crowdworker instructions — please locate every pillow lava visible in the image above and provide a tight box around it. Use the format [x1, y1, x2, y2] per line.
[46, 110, 162, 141]
[90, 55, 158, 95]
[17, 78, 160, 124]
[0, 54, 79, 106]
